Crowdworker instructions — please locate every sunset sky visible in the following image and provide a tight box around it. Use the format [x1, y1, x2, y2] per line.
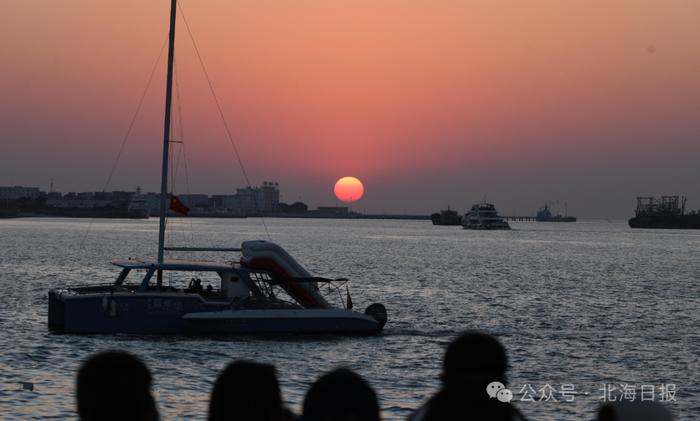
[1, 0, 699, 217]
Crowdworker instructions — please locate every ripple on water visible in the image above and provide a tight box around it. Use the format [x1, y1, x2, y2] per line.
[0, 218, 698, 420]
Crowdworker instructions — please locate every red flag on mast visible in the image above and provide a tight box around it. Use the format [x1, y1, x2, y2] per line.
[169, 194, 190, 216]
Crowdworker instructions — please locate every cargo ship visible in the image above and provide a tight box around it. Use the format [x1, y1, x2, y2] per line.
[628, 196, 700, 229]
[536, 203, 576, 222]
[431, 206, 462, 225]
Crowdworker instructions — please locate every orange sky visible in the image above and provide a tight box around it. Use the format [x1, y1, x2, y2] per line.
[1, 0, 699, 216]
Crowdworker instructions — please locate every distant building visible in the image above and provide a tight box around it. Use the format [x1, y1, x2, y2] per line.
[44, 190, 138, 209]
[134, 193, 169, 213]
[46, 197, 112, 208]
[1, 181, 284, 215]
[179, 194, 209, 209]
[129, 193, 160, 213]
[211, 182, 280, 214]
[233, 187, 258, 212]
[210, 194, 242, 214]
[258, 182, 280, 212]
[0, 186, 40, 200]
[111, 191, 135, 205]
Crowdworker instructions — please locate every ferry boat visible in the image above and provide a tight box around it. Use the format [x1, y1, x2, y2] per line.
[461, 203, 511, 230]
[47, 0, 387, 335]
[628, 196, 700, 229]
[430, 206, 462, 225]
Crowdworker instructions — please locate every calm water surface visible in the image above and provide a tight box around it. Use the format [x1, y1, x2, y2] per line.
[0, 217, 698, 420]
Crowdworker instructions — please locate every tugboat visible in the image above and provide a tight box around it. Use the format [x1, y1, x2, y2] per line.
[431, 206, 462, 225]
[628, 196, 700, 229]
[47, 0, 387, 335]
[536, 203, 576, 222]
[461, 203, 511, 230]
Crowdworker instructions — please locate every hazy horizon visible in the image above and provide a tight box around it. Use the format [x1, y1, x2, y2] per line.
[2, 0, 699, 218]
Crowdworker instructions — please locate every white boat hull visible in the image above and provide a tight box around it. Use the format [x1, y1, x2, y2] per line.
[183, 308, 381, 334]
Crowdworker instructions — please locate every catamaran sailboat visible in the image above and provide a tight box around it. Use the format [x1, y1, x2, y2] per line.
[47, 0, 387, 335]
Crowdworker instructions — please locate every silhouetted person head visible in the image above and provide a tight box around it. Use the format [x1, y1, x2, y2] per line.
[209, 360, 285, 421]
[442, 331, 508, 389]
[598, 401, 674, 421]
[302, 368, 380, 421]
[423, 387, 518, 421]
[76, 350, 158, 421]
[420, 332, 524, 421]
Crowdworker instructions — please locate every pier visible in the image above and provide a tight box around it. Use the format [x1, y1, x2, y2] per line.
[503, 215, 537, 222]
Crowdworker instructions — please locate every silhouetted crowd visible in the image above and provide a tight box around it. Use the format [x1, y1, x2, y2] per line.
[75, 332, 674, 421]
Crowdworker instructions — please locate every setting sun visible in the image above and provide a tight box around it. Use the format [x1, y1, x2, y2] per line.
[334, 177, 364, 203]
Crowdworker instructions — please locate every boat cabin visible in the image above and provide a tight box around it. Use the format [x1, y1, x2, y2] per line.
[110, 260, 260, 300]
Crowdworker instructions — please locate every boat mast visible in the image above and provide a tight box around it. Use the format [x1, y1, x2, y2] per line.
[157, 0, 178, 279]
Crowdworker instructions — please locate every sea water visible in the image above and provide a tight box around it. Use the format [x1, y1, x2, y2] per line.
[0, 217, 697, 420]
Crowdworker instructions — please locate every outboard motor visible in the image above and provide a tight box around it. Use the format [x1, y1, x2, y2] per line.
[364, 303, 388, 330]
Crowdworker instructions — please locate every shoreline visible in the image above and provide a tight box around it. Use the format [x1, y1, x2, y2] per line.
[12, 212, 432, 220]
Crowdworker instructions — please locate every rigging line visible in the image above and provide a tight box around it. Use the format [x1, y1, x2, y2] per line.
[169, 59, 179, 245]
[170, 58, 180, 198]
[79, 37, 168, 249]
[172, 56, 186, 186]
[167, 70, 178, 249]
[168, 121, 174, 247]
[104, 38, 168, 194]
[170, 124, 175, 195]
[167, 123, 172, 248]
[178, 2, 271, 241]
[180, 143, 195, 242]
[170, 142, 186, 245]
[172, 56, 195, 243]
[177, 3, 250, 186]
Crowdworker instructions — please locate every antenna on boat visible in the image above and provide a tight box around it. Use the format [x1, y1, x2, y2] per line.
[157, 0, 178, 285]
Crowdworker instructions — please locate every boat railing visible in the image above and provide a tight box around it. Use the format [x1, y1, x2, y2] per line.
[253, 275, 352, 310]
[65, 284, 122, 293]
[59, 275, 354, 311]
[163, 246, 242, 252]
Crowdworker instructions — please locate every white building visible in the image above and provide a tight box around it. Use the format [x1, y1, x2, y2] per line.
[258, 182, 280, 212]
[212, 182, 280, 214]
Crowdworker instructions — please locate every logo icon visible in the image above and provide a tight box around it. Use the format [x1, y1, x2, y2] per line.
[486, 381, 513, 403]
[486, 381, 505, 398]
[497, 388, 514, 403]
